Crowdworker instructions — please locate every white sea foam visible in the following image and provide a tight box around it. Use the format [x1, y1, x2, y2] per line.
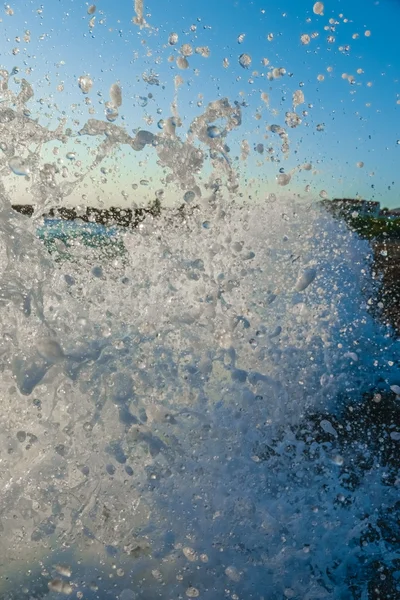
[0, 187, 398, 598]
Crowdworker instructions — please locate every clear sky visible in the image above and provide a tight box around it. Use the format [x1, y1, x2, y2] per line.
[1, 0, 399, 207]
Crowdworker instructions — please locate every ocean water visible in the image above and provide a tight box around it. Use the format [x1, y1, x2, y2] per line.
[1, 191, 400, 599]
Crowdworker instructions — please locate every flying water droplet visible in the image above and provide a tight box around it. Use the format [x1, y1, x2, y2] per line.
[180, 44, 193, 57]
[168, 32, 178, 45]
[110, 83, 122, 107]
[183, 547, 198, 562]
[239, 53, 252, 68]
[225, 566, 241, 581]
[295, 267, 317, 292]
[207, 125, 222, 138]
[293, 89, 305, 108]
[237, 33, 245, 44]
[87, 4, 96, 14]
[313, 2, 324, 15]
[276, 173, 291, 186]
[176, 56, 189, 70]
[105, 106, 119, 122]
[8, 156, 30, 176]
[66, 152, 76, 160]
[132, 130, 154, 150]
[48, 580, 73, 595]
[195, 46, 210, 58]
[285, 112, 302, 128]
[54, 565, 72, 578]
[184, 190, 196, 202]
[78, 75, 93, 94]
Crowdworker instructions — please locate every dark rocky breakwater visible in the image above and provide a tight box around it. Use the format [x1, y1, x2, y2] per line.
[372, 240, 400, 334]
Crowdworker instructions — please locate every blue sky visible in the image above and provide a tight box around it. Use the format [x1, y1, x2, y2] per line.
[1, 0, 399, 207]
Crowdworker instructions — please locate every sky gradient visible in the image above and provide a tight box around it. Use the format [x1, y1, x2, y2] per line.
[1, 0, 399, 207]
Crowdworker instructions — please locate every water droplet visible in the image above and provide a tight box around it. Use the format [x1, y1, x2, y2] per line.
[186, 587, 200, 598]
[110, 82, 122, 107]
[225, 566, 241, 582]
[176, 56, 189, 70]
[8, 156, 30, 176]
[180, 43, 193, 57]
[207, 125, 222, 138]
[184, 190, 195, 202]
[239, 53, 252, 68]
[55, 565, 72, 578]
[168, 32, 178, 45]
[105, 106, 119, 122]
[195, 46, 210, 58]
[313, 2, 324, 15]
[87, 4, 96, 15]
[319, 190, 328, 198]
[66, 152, 76, 160]
[356, 161, 364, 168]
[276, 173, 291, 186]
[78, 75, 93, 94]
[285, 112, 302, 128]
[295, 267, 317, 291]
[272, 67, 285, 78]
[300, 34, 310, 45]
[237, 33, 245, 44]
[48, 580, 73, 595]
[183, 547, 198, 562]
[222, 57, 229, 68]
[293, 89, 305, 108]
[106, 463, 116, 475]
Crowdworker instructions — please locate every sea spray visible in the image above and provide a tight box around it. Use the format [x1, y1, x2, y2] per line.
[0, 183, 399, 598]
